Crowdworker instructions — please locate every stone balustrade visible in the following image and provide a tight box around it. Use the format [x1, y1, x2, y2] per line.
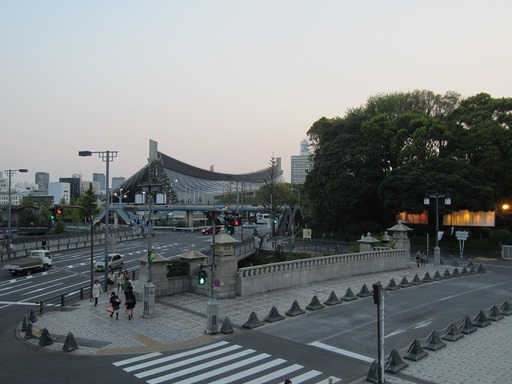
[237, 248, 408, 296]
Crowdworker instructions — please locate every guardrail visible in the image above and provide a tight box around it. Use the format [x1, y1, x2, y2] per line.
[35, 269, 140, 314]
[0, 228, 142, 262]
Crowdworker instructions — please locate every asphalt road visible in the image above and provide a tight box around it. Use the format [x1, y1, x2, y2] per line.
[1, 231, 510, 383]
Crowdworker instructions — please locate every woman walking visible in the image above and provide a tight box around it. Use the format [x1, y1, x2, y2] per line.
[92, 280, 102, 307]
[109, 292, 121, 320]
[125, 285, 136, 320]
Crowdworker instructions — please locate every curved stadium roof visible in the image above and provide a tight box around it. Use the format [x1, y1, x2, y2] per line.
[118, 148, 284, 203]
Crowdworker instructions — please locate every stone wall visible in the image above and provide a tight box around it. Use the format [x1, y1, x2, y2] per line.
[236, 249, 408, 297]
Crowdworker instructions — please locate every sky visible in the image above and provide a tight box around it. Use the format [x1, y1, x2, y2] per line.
[2, 1, 512, 186]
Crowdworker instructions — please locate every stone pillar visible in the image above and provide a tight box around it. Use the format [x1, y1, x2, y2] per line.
[136, 253, 168, 298]
[206, 233, 240, 299]
[185, 211, 195, 228]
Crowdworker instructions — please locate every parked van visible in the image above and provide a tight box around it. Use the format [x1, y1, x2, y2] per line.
[256, 213, 270, 224]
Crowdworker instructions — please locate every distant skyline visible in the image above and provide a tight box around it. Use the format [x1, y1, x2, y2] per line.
[2, 1, 512, 185]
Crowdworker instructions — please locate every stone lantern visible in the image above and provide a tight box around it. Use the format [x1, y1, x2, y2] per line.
[387, 220, 413, 257]
[357, 232, 380, 252]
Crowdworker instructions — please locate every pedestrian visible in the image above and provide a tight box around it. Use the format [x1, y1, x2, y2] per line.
[420, 252, 426, 266]
[117, 270, 124, 293]
[125, 285, 136, 320]
[415, 250, 421, 267]
[122, 272, 132, 300]
[107, 270, 115, 294]
[284, 379, 292, 384]
[109, 292, 121, 320]
[92, 279, 103, 307]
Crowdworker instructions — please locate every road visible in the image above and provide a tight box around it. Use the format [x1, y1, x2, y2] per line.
[1, 231, 511, 383]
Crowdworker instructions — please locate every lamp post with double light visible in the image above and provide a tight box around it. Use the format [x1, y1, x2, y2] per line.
[5, 168, 28, 256]
[138, 182, 162, 318]
[423, 193, 451, 266]
[79, 150, 118, 289]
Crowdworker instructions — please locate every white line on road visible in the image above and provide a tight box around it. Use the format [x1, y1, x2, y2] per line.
[309, 341, 374, 363]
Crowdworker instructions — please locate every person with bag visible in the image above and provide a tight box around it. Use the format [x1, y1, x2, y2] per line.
[106, 270, 115, 294]
[125, 285, 136, 320]
[109, 292, 121, 320]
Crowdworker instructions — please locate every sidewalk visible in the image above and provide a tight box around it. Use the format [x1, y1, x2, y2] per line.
[18, 261, 512, 384]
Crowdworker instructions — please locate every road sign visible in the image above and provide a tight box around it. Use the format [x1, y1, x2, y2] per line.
[213, 278, 221, 288]
[455, 231, 469, 241]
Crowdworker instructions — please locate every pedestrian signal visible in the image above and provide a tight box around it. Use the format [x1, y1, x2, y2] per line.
[198, 269, 207, 285]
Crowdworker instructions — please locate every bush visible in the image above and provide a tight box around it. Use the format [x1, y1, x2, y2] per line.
[166, 260, 189, 277]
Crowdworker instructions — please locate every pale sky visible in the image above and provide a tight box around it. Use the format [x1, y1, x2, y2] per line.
[2, 1, 511, 185]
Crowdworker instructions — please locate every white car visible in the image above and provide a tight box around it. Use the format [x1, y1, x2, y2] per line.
[95, 254, 124, 272]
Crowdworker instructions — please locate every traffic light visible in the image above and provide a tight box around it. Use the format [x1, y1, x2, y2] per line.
[49, 207, 56, 220]
[198, 269, 207, 285]
[55, 206, 64, 219]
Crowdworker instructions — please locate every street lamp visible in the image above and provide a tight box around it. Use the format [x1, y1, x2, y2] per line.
[79, 150, 118, 289]
[5, 168, 28, 256]
[423, 193, 451, 266]
[138, 183, 162, 318]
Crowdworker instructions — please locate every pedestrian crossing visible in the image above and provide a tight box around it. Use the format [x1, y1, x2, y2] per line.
[113, 341, 341, 384]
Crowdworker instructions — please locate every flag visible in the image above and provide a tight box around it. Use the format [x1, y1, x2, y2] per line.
[147, 252, 156, 269]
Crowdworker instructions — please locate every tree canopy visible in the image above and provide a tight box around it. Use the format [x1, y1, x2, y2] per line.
[304, 90, 510, 234]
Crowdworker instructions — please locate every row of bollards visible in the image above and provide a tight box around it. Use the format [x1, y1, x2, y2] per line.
[20, 307, 78, 352]
[226, 263, 487, 336]
[366, 297, 511, 382]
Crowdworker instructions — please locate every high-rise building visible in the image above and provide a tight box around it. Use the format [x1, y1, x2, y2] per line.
[59, 177, 81, 200]
[112, 177, 126, 190]
[291, 139, 311, 185]
[300, 139, 310, 156]
[93, 173, 105, 193]
[35, 172, 50, 190]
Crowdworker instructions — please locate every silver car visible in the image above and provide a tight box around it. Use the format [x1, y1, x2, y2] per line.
[95, 253, 124, 272]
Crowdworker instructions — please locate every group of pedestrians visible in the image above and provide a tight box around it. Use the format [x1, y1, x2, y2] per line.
[92, 269, 136, 321]
[415, 250, 427, 267]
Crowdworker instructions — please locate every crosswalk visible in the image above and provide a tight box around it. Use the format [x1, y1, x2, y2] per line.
[113, 341, 341, 384]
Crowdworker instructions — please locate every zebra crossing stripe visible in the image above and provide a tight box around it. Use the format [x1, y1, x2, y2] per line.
[288, 370, 323, 383]
[113, 352, 162, 367]
[135, 344, 243, 378]
[146, 350, 260, 384]
[123, 341, 230, 372]
[172, 354, 275, 384]
[206, 358, 288, 384]
[244, 363, 304, 384]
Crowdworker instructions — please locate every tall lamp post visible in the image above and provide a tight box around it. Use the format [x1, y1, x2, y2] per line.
[139, 183, 161, 318]
[424, 193, 451, 266]
[79, 150, 118, 289]
[5, 168, 28, 256]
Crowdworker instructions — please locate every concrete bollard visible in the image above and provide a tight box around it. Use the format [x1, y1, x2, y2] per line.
[423, 330, 446, 351]
[62, 332, 79, 352]
[422, 272, 433, 283]
[473, 310, 491, 327]
[366, 360, 379, 383]
[443, 269, 452, 279]
[403, 338, 428, 361]
[28, 308, 38, 323]
[441, 322, 464, 342]
[341, 287, 358, 301]
[264, 306, 285, 322]
[452, 268, 461, 278]
[500, 300, 512, 316]
[24, 323, 35, 340]
[433, 270, 444, 281]
[324, 291, 342, 306]
[21, 314, 29, 332]
[385, 348, 408, 373]
[285, 300, 305, 317]
[460, 315, 477, 334]
[39, 328, 53, 347]
[410, 274, 422, 285]
[306, 295, 325, 311]
[220, 317, 234, 334]
[242, 311, 264, 329]
[398, 276, 411, 288]
[356, 284, 372, 298]
[488, 305, 504, 322]
[385, 278, 399, 291]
